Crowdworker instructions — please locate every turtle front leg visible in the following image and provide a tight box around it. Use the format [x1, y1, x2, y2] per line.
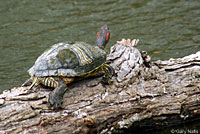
[102, 63, 114, 84]
[48, 80, 67, 109]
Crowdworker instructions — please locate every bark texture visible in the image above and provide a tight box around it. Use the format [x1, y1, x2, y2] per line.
[0, 39, 200, 134]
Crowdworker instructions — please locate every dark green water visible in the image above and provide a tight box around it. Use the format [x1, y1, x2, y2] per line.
[0, 0, 200, 133]
[1, 0, 200, 91]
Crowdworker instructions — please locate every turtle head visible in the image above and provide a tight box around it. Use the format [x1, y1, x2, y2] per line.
[96, 25, 110, 49]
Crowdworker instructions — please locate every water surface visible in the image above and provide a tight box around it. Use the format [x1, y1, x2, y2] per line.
[1, 0, 200, 91]
[0, 0, 200, 133]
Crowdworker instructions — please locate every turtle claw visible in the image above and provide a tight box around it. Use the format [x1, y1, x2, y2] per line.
[102, 77, 113, 85]
[48, 92, 63, 109]
[102, 79, 113, 85]
[47, 81, 67, 109]
[102, 77, 110, 85]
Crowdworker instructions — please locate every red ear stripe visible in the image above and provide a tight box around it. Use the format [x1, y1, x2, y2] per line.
[97, 32, 99, 37]
[106, 33, 109, 41]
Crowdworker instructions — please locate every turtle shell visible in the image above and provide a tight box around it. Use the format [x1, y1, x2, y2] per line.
[28, 41, 106, 77]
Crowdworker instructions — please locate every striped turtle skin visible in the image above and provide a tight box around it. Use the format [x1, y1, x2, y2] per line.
[23, 25, 113, 109]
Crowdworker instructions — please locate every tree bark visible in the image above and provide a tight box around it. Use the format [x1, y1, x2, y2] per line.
[0, 39, 200, 134]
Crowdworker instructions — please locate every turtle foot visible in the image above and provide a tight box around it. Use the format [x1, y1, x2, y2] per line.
[48, 92, 63, 109]
[102, 64, 114, 85]
[47, 81, 67, 109]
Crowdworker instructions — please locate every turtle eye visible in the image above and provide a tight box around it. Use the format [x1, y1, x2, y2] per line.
[97, 32, 99, 37]
[106, 33, 110, 41]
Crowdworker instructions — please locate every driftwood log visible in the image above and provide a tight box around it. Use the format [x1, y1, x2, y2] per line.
[0, 39, 200, 134]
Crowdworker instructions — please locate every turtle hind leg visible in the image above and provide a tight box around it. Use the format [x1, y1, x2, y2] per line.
[48, 80, 67, 109]
[28, 77, 40, 90]
[102, 63, 114, 84]
[22, 77, 40, 90]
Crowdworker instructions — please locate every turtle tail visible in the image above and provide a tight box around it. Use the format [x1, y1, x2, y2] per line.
[22, 77, 40, 89]
[28, 76, 40, 90]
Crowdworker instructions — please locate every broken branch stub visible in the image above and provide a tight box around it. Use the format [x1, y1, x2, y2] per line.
[107, 39, 144, 84]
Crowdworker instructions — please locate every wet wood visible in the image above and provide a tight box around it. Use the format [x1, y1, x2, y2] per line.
[0, 39, 200, 134]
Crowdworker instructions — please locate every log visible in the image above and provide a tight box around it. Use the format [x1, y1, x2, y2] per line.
[0, 39, 200, 134]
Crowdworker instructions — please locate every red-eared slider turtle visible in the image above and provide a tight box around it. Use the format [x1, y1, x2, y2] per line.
[23, 25, 113, 109]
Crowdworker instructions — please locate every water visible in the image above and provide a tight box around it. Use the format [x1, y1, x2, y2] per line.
[0, 0, 200, 133]
[1, 0, 200, 91]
